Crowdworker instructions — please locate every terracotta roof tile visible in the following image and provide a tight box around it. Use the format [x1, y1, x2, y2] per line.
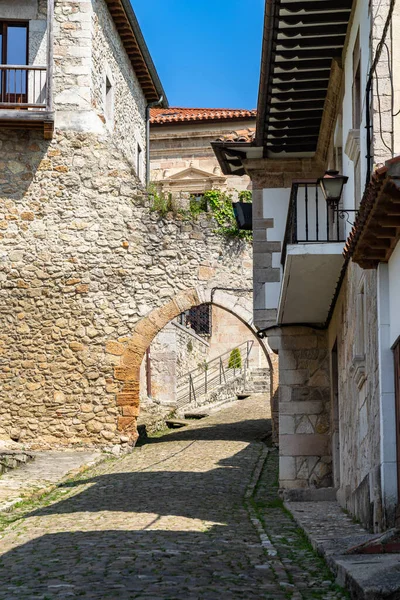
[150, 107, 257, 125]
[214, 128, 256, 144]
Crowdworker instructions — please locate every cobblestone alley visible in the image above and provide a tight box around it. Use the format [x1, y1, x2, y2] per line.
[0, 397, 347, 600]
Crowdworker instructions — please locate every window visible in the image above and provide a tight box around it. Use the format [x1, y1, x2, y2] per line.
[352, 276, 367, 389]
[178, 304, 212, 337]
[105, 75, 113, 126]
[0, 22, 28, 104]
[137, 143, 142, 178]
[352, 33, 361, 129]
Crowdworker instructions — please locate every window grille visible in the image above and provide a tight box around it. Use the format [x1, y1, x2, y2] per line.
[178, 304, 212, 336]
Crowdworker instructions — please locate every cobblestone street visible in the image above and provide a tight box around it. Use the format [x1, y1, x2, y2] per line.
[0, 397, 347, 599]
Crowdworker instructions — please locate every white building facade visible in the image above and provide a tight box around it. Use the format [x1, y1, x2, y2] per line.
[214, 0, 400, 530]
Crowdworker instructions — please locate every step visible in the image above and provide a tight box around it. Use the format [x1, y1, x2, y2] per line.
[165, 419, 189, 429]
[183, 412, 208, 420]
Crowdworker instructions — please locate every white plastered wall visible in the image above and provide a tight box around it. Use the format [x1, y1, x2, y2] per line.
[262, 187, 290, 310]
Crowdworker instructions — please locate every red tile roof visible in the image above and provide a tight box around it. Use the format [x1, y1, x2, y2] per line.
[214, 128, 256, 144]
[343, 156, 400, 268]
[150, 107, 257, 125]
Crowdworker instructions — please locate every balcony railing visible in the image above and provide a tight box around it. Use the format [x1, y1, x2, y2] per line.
[282, 180, 346, 265]
[0, 65, 49, 110]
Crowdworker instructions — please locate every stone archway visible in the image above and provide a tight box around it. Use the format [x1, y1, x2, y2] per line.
[110, 287, 275, 443]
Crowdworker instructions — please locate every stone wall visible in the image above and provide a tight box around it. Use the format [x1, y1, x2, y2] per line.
[150, 120, 254, 201]
[139, 321, 209, 407]
[328, 262, 382, 530]
[268, 327, 332, 490]
[0, 126, 254, 449]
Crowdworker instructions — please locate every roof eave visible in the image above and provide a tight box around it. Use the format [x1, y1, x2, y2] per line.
[255, 0, 278, 147]
[108, 0, 168, 106]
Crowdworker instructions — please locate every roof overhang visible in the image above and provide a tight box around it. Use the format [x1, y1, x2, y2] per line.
[104, 0, 167, 106]
[211, 141, 262, 176]
[345, 157, 400, 268]
[256, 0, 353, 156]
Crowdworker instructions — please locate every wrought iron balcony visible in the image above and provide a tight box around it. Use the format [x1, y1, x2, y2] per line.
[278, 180, 347, 325]
[282, 180, 346, 266]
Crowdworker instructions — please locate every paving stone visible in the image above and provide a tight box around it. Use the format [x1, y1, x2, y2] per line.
[0, 397, 346, 599]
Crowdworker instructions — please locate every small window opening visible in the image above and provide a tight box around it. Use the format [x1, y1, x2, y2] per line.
[137, 143, 142, 178]
[105, 75, 113, 124]
[352, 33, 361, 129]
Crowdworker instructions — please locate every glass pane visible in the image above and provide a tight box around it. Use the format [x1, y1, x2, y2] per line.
[7, 26, 27, 65]
[6, 26, 27, 99]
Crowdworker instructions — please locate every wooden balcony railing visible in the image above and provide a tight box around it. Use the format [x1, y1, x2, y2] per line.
[0, 65, 49, 110]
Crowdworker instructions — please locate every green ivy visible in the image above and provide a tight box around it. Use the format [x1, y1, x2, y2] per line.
[148, 184, 252, 241]
[203, 189, 252, 241]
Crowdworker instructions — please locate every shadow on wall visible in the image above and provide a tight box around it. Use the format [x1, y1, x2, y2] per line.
[0, 131, 51, 202]
[0, 418, 273, 597]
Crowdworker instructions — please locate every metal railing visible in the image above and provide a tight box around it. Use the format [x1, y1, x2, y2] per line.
[176, 340, 254, 410]
[0, 65, 48, 110]
[282, 180, 346, 265]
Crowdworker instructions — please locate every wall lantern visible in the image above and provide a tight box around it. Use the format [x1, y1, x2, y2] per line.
[233, 201, 252, 230]
[318, 170, 349, 208]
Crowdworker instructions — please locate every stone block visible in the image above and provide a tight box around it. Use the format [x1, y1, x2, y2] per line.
[280, 456, 296, 480]
[117, 392, 139, 406]
[280, 434, 329, 457]
[117, 417, 137, 432]
[279, 369, 308, 385]
[280, 401, 323, 415]
[280, 415, 295, 435]
[122, 405, 139, 417]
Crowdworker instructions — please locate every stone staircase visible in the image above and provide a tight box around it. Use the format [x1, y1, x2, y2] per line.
[0, 448, 34, 476]
[244, 367, 270, 394]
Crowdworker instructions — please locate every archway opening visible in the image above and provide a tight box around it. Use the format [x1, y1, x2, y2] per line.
[109, 288, 275, 443]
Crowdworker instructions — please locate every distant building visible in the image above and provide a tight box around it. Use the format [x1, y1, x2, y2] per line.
[150, 107, 255, 202]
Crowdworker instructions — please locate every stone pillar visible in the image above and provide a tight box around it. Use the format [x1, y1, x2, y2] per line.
[269, 326, 332, 489]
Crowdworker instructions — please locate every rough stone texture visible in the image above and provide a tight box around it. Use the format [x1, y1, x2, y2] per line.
[150, 119, 254, 200]
[270, 327, 332, 490]
[0, 123, 260, 448]
[0, 450, 102, 509]
[287, 499, 400, 600]
[0, 397, 348, 600]
[329, 262, 382, 531]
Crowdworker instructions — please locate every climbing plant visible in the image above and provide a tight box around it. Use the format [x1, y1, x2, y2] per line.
[148, 184, 252, 241]
[203, 189, 252, 241]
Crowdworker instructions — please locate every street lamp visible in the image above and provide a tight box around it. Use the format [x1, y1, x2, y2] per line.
[318, 170, 349, 208]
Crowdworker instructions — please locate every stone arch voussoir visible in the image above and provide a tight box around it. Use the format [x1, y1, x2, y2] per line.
[109, 287, 275, 442]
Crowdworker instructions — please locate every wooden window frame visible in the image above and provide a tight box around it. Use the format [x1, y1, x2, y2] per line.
[0, 21, 29, 106]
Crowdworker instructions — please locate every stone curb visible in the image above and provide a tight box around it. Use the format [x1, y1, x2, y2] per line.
[0, 453, 108, 514]
[284, 500, 400, 600]
[244, 445, 299, 593]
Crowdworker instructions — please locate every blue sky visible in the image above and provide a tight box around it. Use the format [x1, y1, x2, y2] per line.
[131, 1, 265, 109]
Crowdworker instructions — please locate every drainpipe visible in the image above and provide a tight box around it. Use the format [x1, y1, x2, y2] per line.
[146, 96, 163, 187]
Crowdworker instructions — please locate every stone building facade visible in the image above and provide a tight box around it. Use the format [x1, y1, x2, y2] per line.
[150, 107, 255, 203]
[213, 0, 400, 531]
[0, 1, 276, 450]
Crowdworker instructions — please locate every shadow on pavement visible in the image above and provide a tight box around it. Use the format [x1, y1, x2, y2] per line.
[0, 416, 274, 599]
